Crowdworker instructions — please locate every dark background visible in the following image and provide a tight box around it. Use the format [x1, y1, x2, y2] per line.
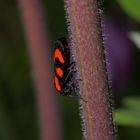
[0, 0, 140, 140]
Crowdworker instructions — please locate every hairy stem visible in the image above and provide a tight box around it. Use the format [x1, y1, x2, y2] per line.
[65, 0, 115, 140]
[18, 0, 62, 140]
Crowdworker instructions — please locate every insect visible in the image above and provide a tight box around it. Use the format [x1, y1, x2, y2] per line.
[53, 37, 77, 96]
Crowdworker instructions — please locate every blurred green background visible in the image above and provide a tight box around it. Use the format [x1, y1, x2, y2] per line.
[0, 0, 140, 140]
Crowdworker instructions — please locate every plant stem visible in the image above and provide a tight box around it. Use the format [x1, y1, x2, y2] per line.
[18, 0, 62, 140]
[65, 0, 115, 140]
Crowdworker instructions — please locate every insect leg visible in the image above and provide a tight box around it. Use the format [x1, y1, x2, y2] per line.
[68, 61, 76, 70]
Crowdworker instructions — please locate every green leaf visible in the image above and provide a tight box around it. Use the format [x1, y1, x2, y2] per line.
[115, 109, 140, 126]
[118, 0, 140, 22]
[115, 96, 140, 127]
[129, 31, 140, 50]
[123, 96, 140, 111]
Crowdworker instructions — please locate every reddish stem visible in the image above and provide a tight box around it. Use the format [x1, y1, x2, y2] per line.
[18, 0, 62, 140]
[65, 0, 115, 140]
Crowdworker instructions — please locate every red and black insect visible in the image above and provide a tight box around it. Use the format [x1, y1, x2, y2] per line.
[53, 37, 77, 96]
